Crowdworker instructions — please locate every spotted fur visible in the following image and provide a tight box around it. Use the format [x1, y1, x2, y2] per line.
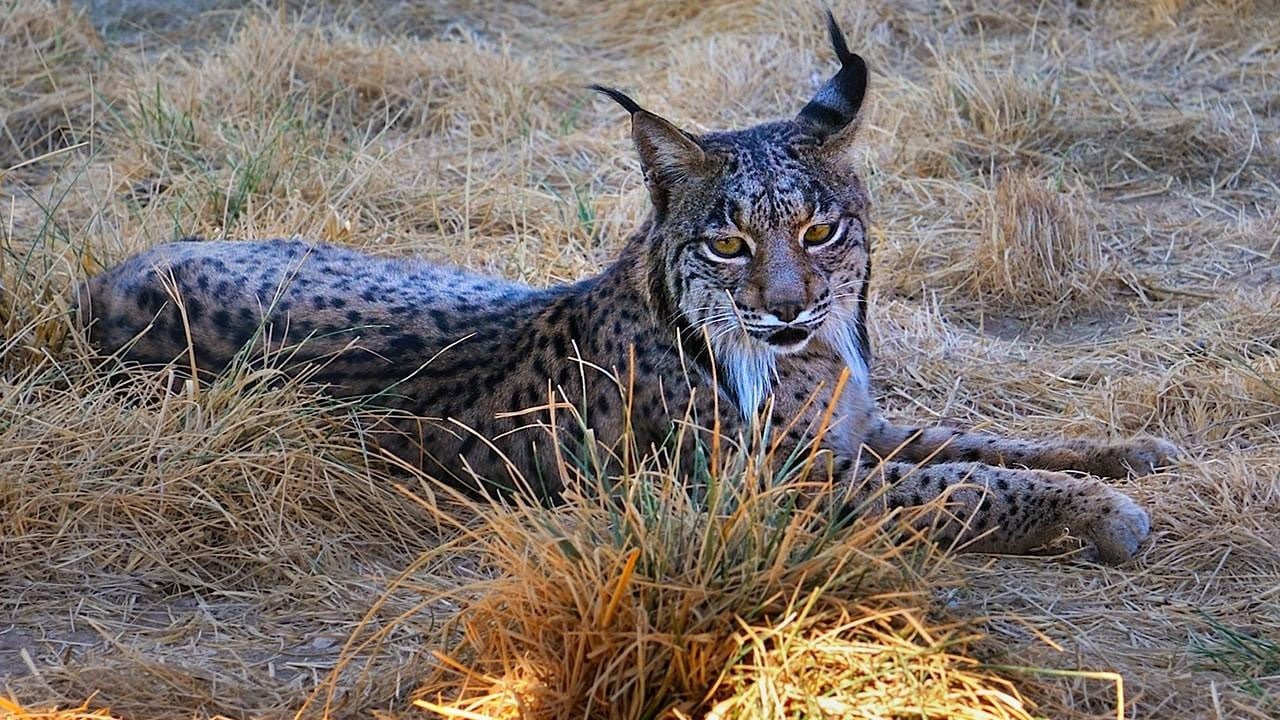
[78, 13, 1177, 564]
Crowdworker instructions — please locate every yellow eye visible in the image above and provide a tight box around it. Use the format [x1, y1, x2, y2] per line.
[803, 223, 836, 246]
[708, 236, 747, 258]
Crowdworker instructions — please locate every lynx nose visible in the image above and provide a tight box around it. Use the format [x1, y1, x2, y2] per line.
[768, 300, 805, 324]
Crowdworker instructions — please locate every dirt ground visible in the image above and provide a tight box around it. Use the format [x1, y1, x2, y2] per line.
[1, 1, 1278, 718]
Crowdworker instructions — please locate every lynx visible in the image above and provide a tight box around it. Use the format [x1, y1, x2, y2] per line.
[79, 14, 1177, 563]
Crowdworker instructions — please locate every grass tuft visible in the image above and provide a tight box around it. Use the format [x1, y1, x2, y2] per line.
[964, 172, 1111, 310]
[407, 440, 1033, 719]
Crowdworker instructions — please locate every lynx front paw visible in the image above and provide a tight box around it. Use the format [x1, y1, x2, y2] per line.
[1089, 436, 1181, 478]
[1083, 492, 1152, 564]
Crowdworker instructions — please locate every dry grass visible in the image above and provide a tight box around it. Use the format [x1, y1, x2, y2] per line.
[0, 3, 102, 170]
[972, 173, 1111, 308]
[0, 362, 437, 588]
[0, 696, 119, 720]
[2, 0, 1278, 718]
[399, 439, 1031, 719]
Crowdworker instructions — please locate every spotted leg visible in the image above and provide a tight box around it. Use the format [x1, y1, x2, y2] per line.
[836, 458, 1152, 564]
[866, 419, 1180, 478]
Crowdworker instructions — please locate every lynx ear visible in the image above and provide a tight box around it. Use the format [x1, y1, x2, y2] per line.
[797, 11, 868, 144]
[592, 85, 709, 190]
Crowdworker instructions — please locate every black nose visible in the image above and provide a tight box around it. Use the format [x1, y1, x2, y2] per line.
[769, 301, 804, 324]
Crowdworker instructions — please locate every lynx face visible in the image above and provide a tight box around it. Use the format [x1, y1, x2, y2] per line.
[596, 14, 871, 416]
[667, 124, 873, 417]
[672, 123, 870, 355]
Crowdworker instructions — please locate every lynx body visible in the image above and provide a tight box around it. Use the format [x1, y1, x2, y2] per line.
[80, 15, 1176, 563]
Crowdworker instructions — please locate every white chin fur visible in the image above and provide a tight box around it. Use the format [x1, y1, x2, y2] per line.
[709, 317, 869, 424]
[710, 334, 776, 423]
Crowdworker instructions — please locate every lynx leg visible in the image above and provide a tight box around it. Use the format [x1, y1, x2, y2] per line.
[866, 418, 1179, 479]
[842, 459, 1151, 564]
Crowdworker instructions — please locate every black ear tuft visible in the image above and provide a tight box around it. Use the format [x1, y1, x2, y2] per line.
[590, 85, 645, 115]
[823, 9, 855, 65]
[797, 11, 869, 141]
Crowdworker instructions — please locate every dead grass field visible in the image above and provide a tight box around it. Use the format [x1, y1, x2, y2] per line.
[2, 0, 1278, 718]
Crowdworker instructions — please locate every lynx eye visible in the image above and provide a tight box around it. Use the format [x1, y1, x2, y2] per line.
[802, 222, 837, 247]
[707, 235, 748, 259]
